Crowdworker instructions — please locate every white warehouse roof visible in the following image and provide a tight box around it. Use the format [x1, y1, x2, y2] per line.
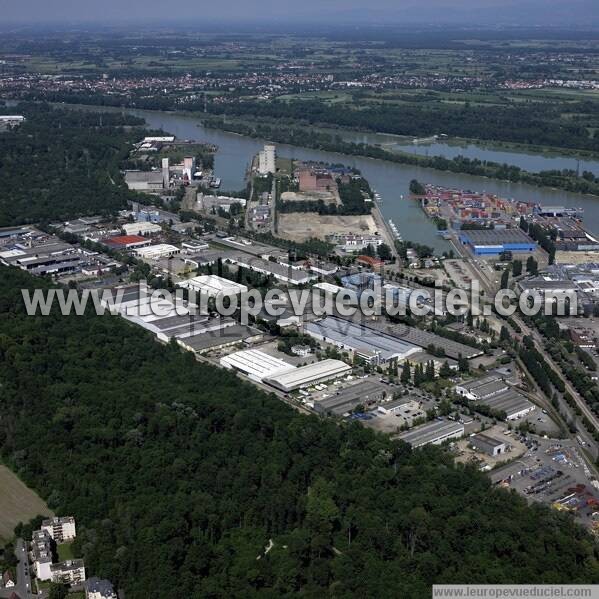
[135, 244, 180, 260]
[123, 222, 162, 236]
[313, 282, 344, 295]
[178, 275, 248, 298]
[220, 349, 295, 382]
[264, 359, 351, 392]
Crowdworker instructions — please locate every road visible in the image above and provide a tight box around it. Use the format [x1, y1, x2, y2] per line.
[511, 313, 599, 434]
[0, 538, 32, 599]
[371, 202, 398, 260]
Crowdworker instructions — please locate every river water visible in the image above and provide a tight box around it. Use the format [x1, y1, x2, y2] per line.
[75, 106, 599, 251]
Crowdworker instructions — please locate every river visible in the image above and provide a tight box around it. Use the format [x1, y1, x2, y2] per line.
[343, 131, 599, 176]
[72, 106, 599, 251]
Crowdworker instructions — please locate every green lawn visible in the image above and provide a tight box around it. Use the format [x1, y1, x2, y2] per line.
[57, 542, 75, 561]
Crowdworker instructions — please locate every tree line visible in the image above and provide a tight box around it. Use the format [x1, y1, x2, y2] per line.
[0, 265, 598, 597]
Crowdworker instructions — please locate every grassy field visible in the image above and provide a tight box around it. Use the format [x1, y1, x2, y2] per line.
[57, 542, 75, 561]
[0, 465, 53, 543]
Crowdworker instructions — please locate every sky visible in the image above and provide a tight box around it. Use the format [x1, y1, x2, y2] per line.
[0, 0, 598, 27]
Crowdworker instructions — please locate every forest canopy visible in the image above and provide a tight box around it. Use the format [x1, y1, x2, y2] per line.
[0, 103, 145, 226]
[0, 265, 598, 598]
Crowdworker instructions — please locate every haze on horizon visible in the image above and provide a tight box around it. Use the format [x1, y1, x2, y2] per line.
[1, 0, 598, 28]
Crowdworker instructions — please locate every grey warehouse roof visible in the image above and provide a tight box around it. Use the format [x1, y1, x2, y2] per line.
[461, 228, 534, 245]
[305, 316, 420, 361]
[397, 419, 464, 447]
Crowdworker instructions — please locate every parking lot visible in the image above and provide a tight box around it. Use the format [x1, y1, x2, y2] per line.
[491, 436, 599, 529]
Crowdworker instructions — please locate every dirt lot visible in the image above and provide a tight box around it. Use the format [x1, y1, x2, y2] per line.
[280, 190, 339, 205]
[278, 213, 378, 242]
[0, 466, 53, 542]
[454, 424, 528, 469]
[555, 250, 599, 264]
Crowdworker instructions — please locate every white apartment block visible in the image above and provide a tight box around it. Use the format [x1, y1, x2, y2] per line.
[51, 559, 86, 585]
[31, 529, 53, 581]
[258, 144, 276, 174]
[42, 516, 77, 543]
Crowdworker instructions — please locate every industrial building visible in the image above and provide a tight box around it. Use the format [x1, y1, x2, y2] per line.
[122, 222, 162, 236]
[225, 254, 318, 285]
[350, 318, 483, 360]
[176, 324, 264, 354]
[536, 206, 583, 218]
[177, 275, 248, 298]
[313, 282, 345, 298]
[101, 284, 217, 339]
[305, 316, 421, 366]
[517, 278, 578, 295]
[220, 349, 295, 383]
[313, 380, 388, 416]
[377, 397, 425, 425]
[455, 375, 509, 400]
[480, 390, 535, 421]
[469, 433, 507, 457]
[134, 244, 181, 260]
[197, 193, 247, 213]
[102, 235, 151, 250]
[308, 261, 338, 276]
[341, 272, 382, 294]
[0, 115, 25, 129]
[214, 236, 288, 261]
[124, 170, 165, 191]
[328, 232, 384, 252]
[264, 359, 351, 392]
[454, 375, 534, 420]
[398, 419, 464, 448]
[458, 228, 537, 255]
[0, 240, 81, 276]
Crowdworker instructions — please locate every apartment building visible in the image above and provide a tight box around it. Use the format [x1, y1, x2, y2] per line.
[50, 559, 86, 585]
[42, 516, 77, 543]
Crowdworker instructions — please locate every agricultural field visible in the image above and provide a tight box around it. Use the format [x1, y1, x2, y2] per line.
[0, 465, 52, 543]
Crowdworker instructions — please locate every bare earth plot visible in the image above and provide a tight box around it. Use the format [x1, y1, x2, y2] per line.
[0, 465, 53, 542]
[278, 213, 378, 242]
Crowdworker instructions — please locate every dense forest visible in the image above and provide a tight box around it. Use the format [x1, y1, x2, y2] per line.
[204, 98, 599, 153]
[0, 103, 146, 226]
[25, 91, 599, 153]
[1, 265, 598, 598]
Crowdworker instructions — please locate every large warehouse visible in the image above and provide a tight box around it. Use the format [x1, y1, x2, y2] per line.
[305, 316, 421, 366]
[264, 359, 351, 392]
[455, 375, 509, 400]
[459, 228, 537, 255]
[313, 380, 388, 416]
[345, 316, 483, 360]
[134, 244, 180, 260]
[220, 349, 295, 382]
[480, 390, 535, 421]
[178, 275, 248, 299]
[177, 325, 264, 355]
[398, 419, 465, 448]
[454, 375, 534, 420]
